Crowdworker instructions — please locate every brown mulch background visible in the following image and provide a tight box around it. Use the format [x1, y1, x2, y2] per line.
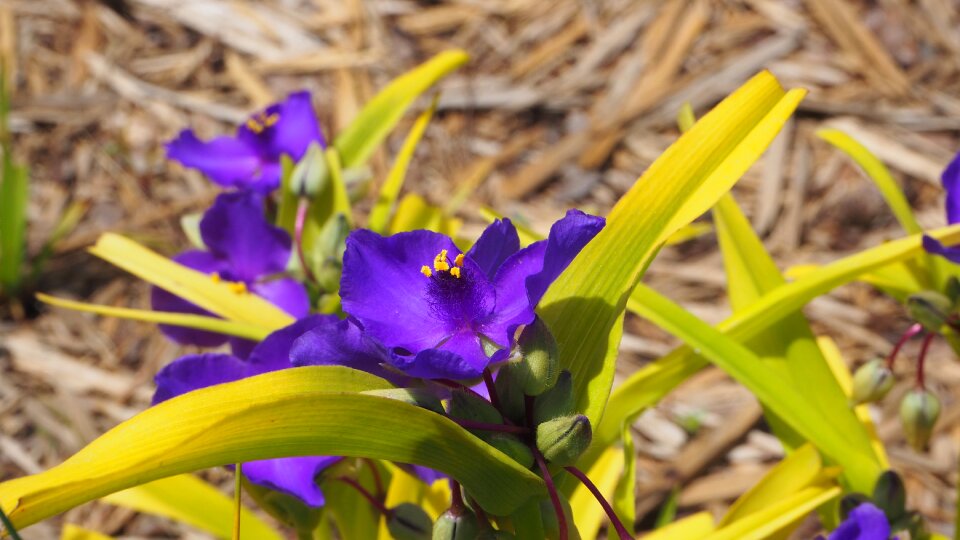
[4, 0, 960, 537]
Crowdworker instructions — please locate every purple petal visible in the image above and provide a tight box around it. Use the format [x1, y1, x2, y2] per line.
[828, 503, 890, 540]
[943, 151, 960, 224]
[393, 331, 487, 379]
[340, 230, 456, 352]
[238, 91, 324, 162]
[409, 465, 446, 486]
[524, 209, 605, 305]
[166, 130, 264, 189]
[151, 250, 230, 347]
[153, 353, 249, 404]
[251, 278, 310, 318]
[243, 456, 340, 508]
[200, 192, 293, 281]
[923, 234, 960, 263]
[290, 317, 398, 381]
[248, 315, 337, 373]
[466, 219, 520, 279]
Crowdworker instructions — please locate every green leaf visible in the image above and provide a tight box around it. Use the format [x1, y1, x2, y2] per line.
[539, 71, 806, 426]
[0, 367, 543, 528]
[0, 160, 28, 296]
[612, 419, 636, 529]
[334, 50, 468, 170]
[368, 95, 438, 234]
[704, 486, 840, 540]
[102, 474, 283, 540]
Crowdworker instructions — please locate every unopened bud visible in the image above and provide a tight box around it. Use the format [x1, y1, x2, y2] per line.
[288, 143, 328, 197]
[872, 470, 907, 521]
[448, 389, 503, 425]
[362, 388, 444, 414]
[515, 318, 560, 396]
[850, 359, 895, 405]
[900, 389, 941, 451]
[432, 509, 481, 540]
[906, 291, 953, 332]
[388, 503, 433, 540]
[494, 362, 526, 425]
[536, 414, 592, 466]
[486, 432, 534, 469]
[533, 370, 574, 424]
[539, 496, 580, 540]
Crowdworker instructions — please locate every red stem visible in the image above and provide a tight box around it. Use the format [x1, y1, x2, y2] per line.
[533, 449, 567, 540]
[916, 332, 935, 389]
[294, 197, 318, 285]
[449, 479, 465, 517]
[362, 458, 385, 499]
[337, 476, 390, 516]
[483, 367, 501, 411]
[887, 323, 923, 369]
[564, 466, 633, 540]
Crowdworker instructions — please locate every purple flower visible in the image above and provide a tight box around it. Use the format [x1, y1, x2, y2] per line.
[152, 191, 309, 349]
[828, 503, 892, 540]
[923, 151, 960, 261]
[166, 91, 324, 193]
[337, 210, 604, 380]
[153, 316, 339, 507]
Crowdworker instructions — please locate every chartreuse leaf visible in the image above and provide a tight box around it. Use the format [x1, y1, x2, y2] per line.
[61, 525, 111, 540]
[0, 66, 28, 297]
[612, 420, 636, 528]
[568, 446, 623, 538]
[88, 234, 293, 330]
[368, 95, 439, 234]
[704, 486, 841, 540]
[642, 512, 715, 540]
[0, 367, 543, 529]
[334, 50, 468, 169]
[36, 293, 270, 341]
[389, 194, 462, 237]
[594, 223, 960, 456]
[102, 474, 282, 540]
[539, 71, 805, 426]
[322, 463, 385, 540]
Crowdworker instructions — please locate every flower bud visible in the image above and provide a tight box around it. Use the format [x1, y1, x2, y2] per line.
[947, 276, 960, 304]
[850, 359, 895, 405]
[486, 432, 534, 469]
[906, 291, 953, 332]
[872, 470, 907, 521]
[243, 479, 320, 533]
[515, 318, 560, 396]
[432, 509, 481, 540]
[448, 389, 503, 425]
[288, 142, 328, 197]
[536, 414, 592, 466]
[838, 493, 871, 521]
[362, 388, 445, 415]
[539, 495, 580, 540]
[494, 362, 526, 425]
[900, 388, 941, 451]
[388, 503, 433, 540]
[533, 370, 574, 425]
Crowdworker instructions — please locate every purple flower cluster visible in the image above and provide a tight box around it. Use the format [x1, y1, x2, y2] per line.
[923, 151, 960, 260]
[153, 91, 605, 508]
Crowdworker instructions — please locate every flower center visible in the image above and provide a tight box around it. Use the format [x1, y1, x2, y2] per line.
[420, 249, 464, 279]
[245, 111, 280, 134]
[211, 272, 248, 294]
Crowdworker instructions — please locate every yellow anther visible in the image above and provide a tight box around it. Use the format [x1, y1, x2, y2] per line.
[421, 265, 433, 277]
[246, 118, 264, 134]
[433, 249, 450, 272]
[263, 113, 280, 127]
[210, 272, 222, 283]
[454, 253, 465, 267]
[228, 281, 248, 294]
[450, 267, 461, 279]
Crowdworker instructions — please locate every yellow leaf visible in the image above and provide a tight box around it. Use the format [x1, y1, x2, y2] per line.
[641, 512, 715, 540]
[705, 486, 840, 540]
[61, 524, 112, 540]
[569, 446, 623, 538]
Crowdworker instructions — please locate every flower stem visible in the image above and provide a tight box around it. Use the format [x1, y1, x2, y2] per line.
[452, 417, 529, 435]
[294, 196, 318, 285]
[887, 323, 924, 369]
[363, 458, 385, 499]
[917, 332, 935, 390]
[483, 368, 501, 411]
[337, 476, 391, 516]
[233, 463, 242, 540]
[564, 465, 632, 540]
[533, 448, 567, 540]
[0, 505, 23, 540]
[449, 479, 466, 517]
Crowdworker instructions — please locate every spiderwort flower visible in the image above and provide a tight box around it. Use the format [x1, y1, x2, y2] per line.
[153, 316, 339, 507]
[828, 502, 893, 540]
[337, 210, 604, 380]
[152, 191, 309, 349]
[166, 91, 324, 193]
[922, 151, 960, 261]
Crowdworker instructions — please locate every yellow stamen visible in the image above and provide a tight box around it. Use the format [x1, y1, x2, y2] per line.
[421, 265, 433, 277]
[450, 267, 461, 279]
[228, 282, 248, 294]
[263, 112, 280, 127]
[454, 253, 464, 267]
[433, 249, 450, 272]
[245, 118, 263, 134]
[211, 272, 222, 283]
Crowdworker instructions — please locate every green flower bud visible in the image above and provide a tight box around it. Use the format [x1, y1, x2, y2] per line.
[515, 318, 560, 396]
[906, 291, 953, 332]
[494, 362, 527, 425]
[432, 509, 481, 540]
[872, 470, 907, 521]
[900, 388, 941, 451]
[536, 414, 592, 466]
[486, 432, 534, 469]
[388, 503, 433, 540]
[533, 370, 574, 425]
[362, 388, 445, 415]
[539, 495, 580, 540]
[289, 143, 328, 197]
[243, 478, 320, 533]
[839, 493, 870, 521]
[448, 389, 503, 425]
[850, 359, 895, 405]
